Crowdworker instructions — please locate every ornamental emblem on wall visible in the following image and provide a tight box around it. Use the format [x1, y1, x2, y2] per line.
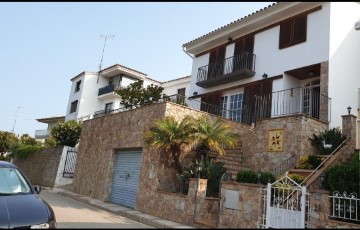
[268, 129, 284, 152]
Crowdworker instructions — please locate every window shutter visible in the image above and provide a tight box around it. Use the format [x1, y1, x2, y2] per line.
[293, 15, 307, 44]
[234, 40, 244, 55]
[244, 36, 254, 53]
[279, 20, 292, 49]
[209, 50, 217, 64]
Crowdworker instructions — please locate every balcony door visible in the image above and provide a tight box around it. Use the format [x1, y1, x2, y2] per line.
[303, 80, 320, 119]
[208, 46, 225, 80]
[221, 92, 244, 122]
[233, 36, 254, 72]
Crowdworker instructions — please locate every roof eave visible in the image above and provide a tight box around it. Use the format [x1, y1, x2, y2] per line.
[183, 2, 316, 55]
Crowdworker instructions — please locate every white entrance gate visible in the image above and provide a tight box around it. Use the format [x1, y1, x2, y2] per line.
[263, 172, 310, 228]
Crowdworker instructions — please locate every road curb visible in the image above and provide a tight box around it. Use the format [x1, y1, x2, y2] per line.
[52, 188, 194, 229]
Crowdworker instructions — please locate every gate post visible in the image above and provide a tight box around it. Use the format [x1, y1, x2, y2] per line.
[300, 186, 306, 228]
[265, 183, 271, 228]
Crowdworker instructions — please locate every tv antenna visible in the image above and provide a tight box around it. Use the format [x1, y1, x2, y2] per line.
[11, 106, 23, 133]
[97, 34, 115, 83]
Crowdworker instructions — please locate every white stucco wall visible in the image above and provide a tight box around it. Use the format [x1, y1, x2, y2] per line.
[162, 77, 191, 98]
[188, 3, 330, 99]
[65, 74, 85, 121]
[328, 2, 360, 129]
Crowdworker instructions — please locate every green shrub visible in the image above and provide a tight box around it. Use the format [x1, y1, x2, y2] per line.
[288, 173, 305, 184]
[310, 127, 347, 155]
[13, 145, 44, 159]
[50, 120, 81, 147]
[259, 172, 276, 185]
[236, 170, 258, 184]
[177, 156, 227, 197]
[296, 155, 323, 169]
[325, 153, 359, 194]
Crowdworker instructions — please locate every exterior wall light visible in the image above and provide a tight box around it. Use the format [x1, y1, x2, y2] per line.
[262, 73, 268, 79]
[347, 106, 352, 115]
[193, 91, 198, 96]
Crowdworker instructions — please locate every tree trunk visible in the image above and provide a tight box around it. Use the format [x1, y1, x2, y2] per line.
[171, 150, 183, 174]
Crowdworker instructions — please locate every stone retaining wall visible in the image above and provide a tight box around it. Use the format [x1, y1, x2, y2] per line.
[218, 181, 264, 228]
[309, 189, 360, 228]
[13, 146, 63, 187]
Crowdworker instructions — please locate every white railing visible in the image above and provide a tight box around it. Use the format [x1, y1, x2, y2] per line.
[34, 129, 49, 138]
[329, 191, 360, 222]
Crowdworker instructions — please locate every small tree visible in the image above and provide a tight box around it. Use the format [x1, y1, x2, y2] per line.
[0, 131, 19, 156]
[115, 80, 164, 109]
[144, 115, 197, 174]
[193, 115, 240, 160]
[20, 134, 38, 145]
[50, 120, 81, 147]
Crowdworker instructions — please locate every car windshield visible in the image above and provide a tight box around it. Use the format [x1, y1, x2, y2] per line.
[0, 168, 31, 195]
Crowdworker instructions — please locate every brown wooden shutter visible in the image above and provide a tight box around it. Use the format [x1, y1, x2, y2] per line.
[244, 36, 254, 53]
[293, 15, 307, 44]
[234, 39, 244, 55]
[279, 20, 292, 49]
[200, 92, 222, 115]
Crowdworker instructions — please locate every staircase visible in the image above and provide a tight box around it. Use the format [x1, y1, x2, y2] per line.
[287, 138, 354, 189]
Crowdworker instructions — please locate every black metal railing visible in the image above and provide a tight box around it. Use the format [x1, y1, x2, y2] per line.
[157, 179, 189, 195]
[197, 52, 256, 83]
[254, 87, 331, 122]
[63, 148, 77, 178]
[98, 84, 122, 96]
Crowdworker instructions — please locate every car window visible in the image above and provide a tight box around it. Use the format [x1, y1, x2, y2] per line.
[0, 168, 31, 195]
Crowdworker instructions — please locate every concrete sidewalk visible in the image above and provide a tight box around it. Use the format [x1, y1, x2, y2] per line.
[49, 187, 194, 229]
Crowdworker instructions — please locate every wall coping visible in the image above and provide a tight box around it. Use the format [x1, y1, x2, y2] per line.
[222, 180, 264, 188]
[156, 189, 188, 198]
[308, 188, 330, 194]
[259, 113, 329, 125]
[341, 114, 357, 119]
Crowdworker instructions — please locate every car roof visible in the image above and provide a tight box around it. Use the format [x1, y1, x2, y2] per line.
[0, 160, 17, 168]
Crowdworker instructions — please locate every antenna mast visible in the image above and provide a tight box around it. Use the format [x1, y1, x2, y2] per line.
[97, 34, 115, 83]
[11, 106, 23, 133]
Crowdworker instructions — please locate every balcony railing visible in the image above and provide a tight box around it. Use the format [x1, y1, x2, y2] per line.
[254, 87, 331, 123]
[35, 129, 49, 138]
[91, 88, 331, 124]
[196, 52, 256, 88]
[98, 84, 122, 96]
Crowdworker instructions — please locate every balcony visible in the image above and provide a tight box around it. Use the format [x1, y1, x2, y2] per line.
[98, 84, 122, 99]
[196, 52, 256, 88]
[35, 129, 49, 138]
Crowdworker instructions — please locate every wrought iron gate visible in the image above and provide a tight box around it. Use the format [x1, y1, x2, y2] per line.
[262, 172, 310, 228]
[63, 148, 77, 178]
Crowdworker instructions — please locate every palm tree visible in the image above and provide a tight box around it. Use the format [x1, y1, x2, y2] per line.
[193, 115, 240, 160]
[144, 115, 197, 174]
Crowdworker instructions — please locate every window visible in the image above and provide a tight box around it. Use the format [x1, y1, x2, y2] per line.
[279, 15, 307, 49]
[177, 88, 185, 97]
[70, 100, 78, 114]
[105, 102, 113, 114]
[75, 80, 81, 93]
[221, 93, 243, 122]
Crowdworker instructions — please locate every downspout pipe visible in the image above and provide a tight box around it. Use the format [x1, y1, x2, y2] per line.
[183, 46, 194, 59]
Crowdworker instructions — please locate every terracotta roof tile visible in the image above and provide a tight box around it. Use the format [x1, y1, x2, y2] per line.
[182, 2, 278, 47]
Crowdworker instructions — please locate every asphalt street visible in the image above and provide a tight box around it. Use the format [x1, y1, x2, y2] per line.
[39, 189, 153, 229]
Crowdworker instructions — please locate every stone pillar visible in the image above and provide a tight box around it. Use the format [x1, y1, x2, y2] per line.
[342, 114, 357, 149]
[320, 61, 329, 121]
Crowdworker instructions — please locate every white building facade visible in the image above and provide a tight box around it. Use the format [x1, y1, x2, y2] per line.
[65, 64, 190, 122]
[182, 2, 360, 129]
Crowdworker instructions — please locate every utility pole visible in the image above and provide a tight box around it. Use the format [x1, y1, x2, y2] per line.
[97, 34, 115, 83]
[11, 106, 23, 133]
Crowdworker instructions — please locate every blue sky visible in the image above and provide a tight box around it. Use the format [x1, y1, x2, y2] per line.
[0, 2, 274, 136]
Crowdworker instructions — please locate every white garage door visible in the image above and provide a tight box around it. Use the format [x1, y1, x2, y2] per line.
[110, 150, 142, 208]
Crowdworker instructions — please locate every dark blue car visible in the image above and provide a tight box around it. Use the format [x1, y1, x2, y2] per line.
[0, 161, 56, 228]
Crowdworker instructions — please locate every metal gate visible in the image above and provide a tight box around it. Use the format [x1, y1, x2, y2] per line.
[63, 148, 77, 178]
[110, 150, 142, 208]
[262, 172, 310, 228]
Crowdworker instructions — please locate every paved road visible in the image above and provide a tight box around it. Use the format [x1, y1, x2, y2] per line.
[39, 189, 153, 229]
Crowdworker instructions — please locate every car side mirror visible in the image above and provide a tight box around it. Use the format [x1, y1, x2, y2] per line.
[34, 186, 42, 194]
